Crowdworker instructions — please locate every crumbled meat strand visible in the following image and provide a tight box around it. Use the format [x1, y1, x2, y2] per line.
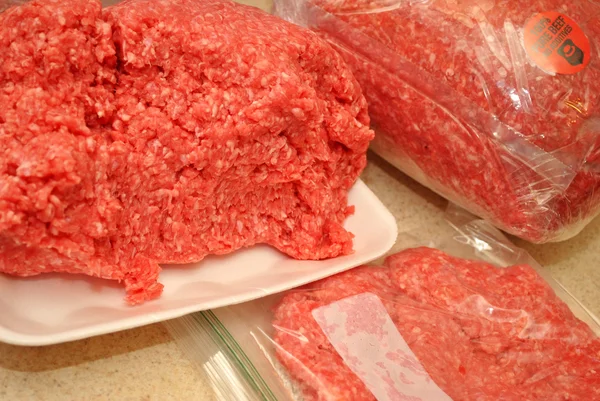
[0, 0, 373, 304]
[272, 248, 600, 401]
[299, 0, 600, 242]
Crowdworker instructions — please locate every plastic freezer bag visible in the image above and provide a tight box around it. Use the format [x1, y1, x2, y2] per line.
[273, 0, 600, 243]
[165, 218, 600, 401]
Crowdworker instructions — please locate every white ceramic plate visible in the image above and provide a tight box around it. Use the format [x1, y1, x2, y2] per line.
[0, 180, 397, 346]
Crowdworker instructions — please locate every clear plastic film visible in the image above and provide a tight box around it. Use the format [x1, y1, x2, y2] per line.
[164, 216, 600, 401]
[273, 0, 600, 243]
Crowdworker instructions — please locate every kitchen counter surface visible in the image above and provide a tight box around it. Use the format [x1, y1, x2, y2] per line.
[2, 1, 600, 400]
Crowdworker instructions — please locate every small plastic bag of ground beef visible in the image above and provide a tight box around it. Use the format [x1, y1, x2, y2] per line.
[165, 217, 600, 401]
[273, 0, 600, 243]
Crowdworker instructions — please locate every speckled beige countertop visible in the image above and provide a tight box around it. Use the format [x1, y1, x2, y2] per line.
[2, 1, 600, 399]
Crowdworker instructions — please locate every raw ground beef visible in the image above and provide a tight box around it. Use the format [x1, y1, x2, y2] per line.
[0, 0, 373, 304]
[276, 0, 600, 243]
[272, 248, 600, 401]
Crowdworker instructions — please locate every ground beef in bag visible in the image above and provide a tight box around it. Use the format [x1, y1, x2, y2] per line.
[276, 0, 600, 242]
[272, 248, 600, 401]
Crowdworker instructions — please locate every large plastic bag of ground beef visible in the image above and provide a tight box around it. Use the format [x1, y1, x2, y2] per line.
[272, 0, 600, 243]
[164, 217, 600, 401]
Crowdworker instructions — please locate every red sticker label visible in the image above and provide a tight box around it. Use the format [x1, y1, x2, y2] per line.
[523, 12, 591, 74]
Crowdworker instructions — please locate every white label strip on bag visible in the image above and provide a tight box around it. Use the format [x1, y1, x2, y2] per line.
[312, 293, 453, 401]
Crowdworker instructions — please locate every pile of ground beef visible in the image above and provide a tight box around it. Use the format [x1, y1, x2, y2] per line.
[272, 248, 600, 401]
[0, 0, 373, 304]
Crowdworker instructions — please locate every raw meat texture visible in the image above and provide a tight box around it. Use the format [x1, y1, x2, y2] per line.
[272, 248, 600, 401]
[276, 0, 600, 242]
[0, 0, 373, 304]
